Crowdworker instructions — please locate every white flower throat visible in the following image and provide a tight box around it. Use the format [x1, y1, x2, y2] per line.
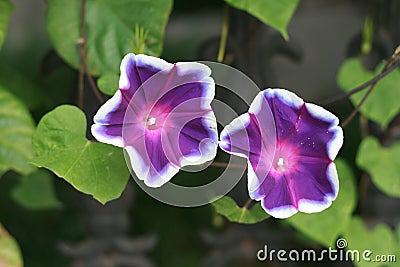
[147, 117, 156, 126]
[275, 156, 288, 172]
[145, 116, 158, 130]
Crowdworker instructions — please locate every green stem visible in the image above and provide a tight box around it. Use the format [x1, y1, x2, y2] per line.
[77, 0, 103, 108]
[243, 198, 253, 209]
[361, 13, 375, 55]
[217, 5, 230, 62]
[340, 47, 400, 128]
[77, 0, 87, 109]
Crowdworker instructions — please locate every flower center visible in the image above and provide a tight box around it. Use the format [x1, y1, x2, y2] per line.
[271, 142, 298, 173]
[145, 116, 158, 130]
[142, 105, 169, 132]
[274, 156, 289, 172]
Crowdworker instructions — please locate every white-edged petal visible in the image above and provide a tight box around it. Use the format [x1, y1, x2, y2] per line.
[264, 88, 304, 109]
[135, 54, 172, 72]
[125, 145, 180, 188]
[262, 204, 298, 219]
[119, 53, 136, 90]
[180, 115, 218, 166]
[175, 61, 212, 80]
[91, 124, 123, 147]
[306, 103, 339, 126]
[326, 161, 339, 200]
[327, 125, 344, 160]
[219, 113, 252, 159]
[247, 162, 264, 199]
[93, 90, 125, 124]
[298, 197, 333, 213]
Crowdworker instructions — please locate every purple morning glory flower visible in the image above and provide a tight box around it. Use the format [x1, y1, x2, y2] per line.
[219, 89, 343, 218]
[92, 53, 217, 187]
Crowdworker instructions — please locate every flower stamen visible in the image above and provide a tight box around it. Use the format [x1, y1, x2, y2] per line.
[275, 156, 288, 172]
[145, 116, 157, 130]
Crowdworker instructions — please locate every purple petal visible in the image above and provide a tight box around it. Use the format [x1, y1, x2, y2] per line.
[296, 162, 339, 213]
[91, 90, 126, 147]
[178, 116, 217, 165]
[220, 95, 276, 193]
[293, 159, 338, 212]
[156, 76, 215, 113]
[161, 110, 218, 166]
[125, 134, 180, 188]
[119, 54, 171, 93]
[288, 107, 335, 159]
[219, 113, 262, 159]
[251, 159, 337, 218]
[93, 90, 126, 126]
[263, 89, 303, 140]
[136, 59, 212, 107]
[306, 104, 343, 160]
[258, 173, 298, 219]
[91, 124, 123, 147]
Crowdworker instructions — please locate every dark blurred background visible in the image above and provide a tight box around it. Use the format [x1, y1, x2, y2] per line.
[1, 0, 400, 266]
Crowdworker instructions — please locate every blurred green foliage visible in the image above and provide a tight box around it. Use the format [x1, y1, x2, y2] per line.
[0, 0, 400, 267]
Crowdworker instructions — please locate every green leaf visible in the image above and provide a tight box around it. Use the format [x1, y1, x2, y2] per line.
[287, 158, 356, 247]
[0, 224, 23, 267]
[357, 137, 400, 198]
[0, 86, 36, 177]
[12, 169, 62, 210]
[212, 196, 269, 224]
[31, 105, 129, 204]
[0, 65, 47, 109]
[337, 58, 400, 128]
[386, 226, 400, 267]
[224, 0, 299, 40]
[46, 0, 172, 76]
[97, 73, 119, 95]
[343, 217, 396, 267]
[0, 0, 13, 51]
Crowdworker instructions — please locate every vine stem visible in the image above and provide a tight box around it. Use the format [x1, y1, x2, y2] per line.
[77, 0, 104, 109]
[217, 5, 230, 62]
[77, 0, 86, 109]
[243, 198, 253, 209]
[320, 59, 400, 106]
[210, 161, 247, 169]
[340, 47, 400, 128]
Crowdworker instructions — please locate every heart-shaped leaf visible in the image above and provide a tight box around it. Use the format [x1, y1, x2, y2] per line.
[287, 158, 357, 247]
[46, 0, 172, 75]
[337, 58, 400, 128]
[0, 223, 23, 267]
[343, 217, 397, 267]
[0, 86, 36, 177]
[97, 72, 119, 95]
[357, 137, 400, 198]
[0, 0, 13, 51]
[12, 169, 62, 210]
[31, 105, 129, 204]
[212, 196, 269, 224]
[225, 0, 299, 40]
